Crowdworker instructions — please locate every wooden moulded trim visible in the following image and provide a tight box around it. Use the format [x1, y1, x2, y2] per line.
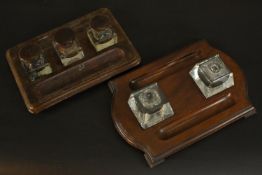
[109, 40, 256, 167]
[6, 8, 141, 114]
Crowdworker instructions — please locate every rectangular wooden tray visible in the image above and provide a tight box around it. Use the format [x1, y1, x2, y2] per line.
[6, 8, 141, 114]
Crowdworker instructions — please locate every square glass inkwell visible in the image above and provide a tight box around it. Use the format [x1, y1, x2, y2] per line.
[87, 15, 118, 52]
[190, 54, 234, 98]
[53, 28, 85, 66]
[128, 83, 174, 129]
[19, 44, 52, 81]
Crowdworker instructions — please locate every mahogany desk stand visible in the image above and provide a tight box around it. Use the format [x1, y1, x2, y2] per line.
[109, 40, 256, 167]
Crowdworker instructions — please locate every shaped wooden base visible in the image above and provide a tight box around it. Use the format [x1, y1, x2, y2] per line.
[6, 8, 140, 113]
[109, 40, 256, 167]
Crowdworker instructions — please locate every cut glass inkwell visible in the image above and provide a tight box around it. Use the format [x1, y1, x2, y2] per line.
[53, 28, 84, 66]
[190, 54, 234, 98]
[87, 15, 118, 51]
[128, 83, 174, 129]
[19, 44, 52, 81]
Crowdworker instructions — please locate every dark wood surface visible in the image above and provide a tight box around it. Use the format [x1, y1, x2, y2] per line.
[109, 40, 256, 167]
[6, 8, 140, 114]
[0, 1, 261, 175]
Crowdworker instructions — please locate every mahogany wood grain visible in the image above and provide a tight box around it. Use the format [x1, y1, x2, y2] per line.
[109, 40, 256, 167]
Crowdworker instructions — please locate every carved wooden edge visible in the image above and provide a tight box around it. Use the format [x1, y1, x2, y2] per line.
[145, 106, 256, 167]
[6, 8, 141, 114]
[7, 50, 140, 114]
[109, 40, 256, 167]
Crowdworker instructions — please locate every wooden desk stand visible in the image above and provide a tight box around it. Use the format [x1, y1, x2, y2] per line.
[6, 8, 141, 113]
[109, 40, 256, 167]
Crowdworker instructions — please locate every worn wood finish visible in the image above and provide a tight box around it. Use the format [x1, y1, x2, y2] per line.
[109, 40, 256, 167]
[6, 8, 141, 114]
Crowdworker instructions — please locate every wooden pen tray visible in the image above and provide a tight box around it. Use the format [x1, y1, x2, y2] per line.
[109, 40, 256, 167]
[6, 8, 141, 114]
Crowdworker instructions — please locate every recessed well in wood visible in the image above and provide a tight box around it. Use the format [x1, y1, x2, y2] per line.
[6, 8, 141, 113]
[109, 40, 256, 167]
